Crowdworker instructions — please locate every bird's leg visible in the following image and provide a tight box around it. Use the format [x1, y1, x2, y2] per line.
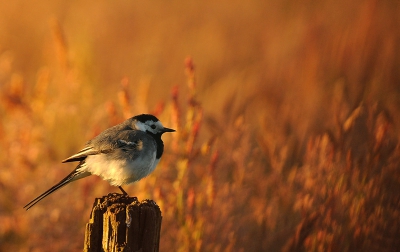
[118, 186, 128, 196]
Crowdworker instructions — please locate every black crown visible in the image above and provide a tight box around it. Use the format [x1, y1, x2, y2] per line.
[133, 114, 159, 123]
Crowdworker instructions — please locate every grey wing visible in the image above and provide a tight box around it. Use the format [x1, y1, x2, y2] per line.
[62, 130, 146, 163]
[62, 146, 102, 163]
[111, 132, 148, 161]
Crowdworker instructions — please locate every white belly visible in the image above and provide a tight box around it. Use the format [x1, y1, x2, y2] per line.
[80, 152, 159, 186]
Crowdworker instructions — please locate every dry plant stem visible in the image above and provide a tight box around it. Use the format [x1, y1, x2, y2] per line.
[118, 77, 131, 119]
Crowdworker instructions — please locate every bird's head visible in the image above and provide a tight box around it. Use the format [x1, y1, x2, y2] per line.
[132, 114, 175, 135]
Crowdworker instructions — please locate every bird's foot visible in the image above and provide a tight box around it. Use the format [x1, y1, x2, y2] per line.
[118, 186, 129, 196]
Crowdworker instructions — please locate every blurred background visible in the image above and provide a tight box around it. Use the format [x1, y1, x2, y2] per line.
[1, 0, 400, 251]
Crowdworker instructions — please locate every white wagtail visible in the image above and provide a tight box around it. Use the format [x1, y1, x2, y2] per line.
[24, 114, 175, 210]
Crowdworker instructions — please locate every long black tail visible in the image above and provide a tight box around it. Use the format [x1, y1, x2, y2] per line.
[24, 167, 91, 210]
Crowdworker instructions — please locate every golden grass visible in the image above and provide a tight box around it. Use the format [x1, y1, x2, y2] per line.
[1, 0, 400, 251]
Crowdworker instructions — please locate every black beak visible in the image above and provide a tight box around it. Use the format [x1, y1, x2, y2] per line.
[162, 127, 176, 133]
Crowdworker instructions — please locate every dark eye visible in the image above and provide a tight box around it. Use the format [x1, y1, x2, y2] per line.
[151, 125, 156, 129]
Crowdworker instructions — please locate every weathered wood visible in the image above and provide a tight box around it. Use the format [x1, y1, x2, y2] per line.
[84, 193, 162, 252]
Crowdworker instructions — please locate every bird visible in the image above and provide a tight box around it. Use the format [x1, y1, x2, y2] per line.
[24, 114, 175, 210]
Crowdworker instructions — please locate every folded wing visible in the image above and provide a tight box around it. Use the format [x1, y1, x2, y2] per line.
[62, 146, 103, 163]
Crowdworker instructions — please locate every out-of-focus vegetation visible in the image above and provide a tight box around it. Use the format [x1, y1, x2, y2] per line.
[1, 0, 400, 251]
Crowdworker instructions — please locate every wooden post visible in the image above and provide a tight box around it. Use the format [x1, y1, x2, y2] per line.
[84, 193, 162, 252]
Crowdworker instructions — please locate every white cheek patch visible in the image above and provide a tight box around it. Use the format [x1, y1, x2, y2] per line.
[155, 121, 163, 128]
[135, 120, 164, 134]
[135, 121, 147, 131]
